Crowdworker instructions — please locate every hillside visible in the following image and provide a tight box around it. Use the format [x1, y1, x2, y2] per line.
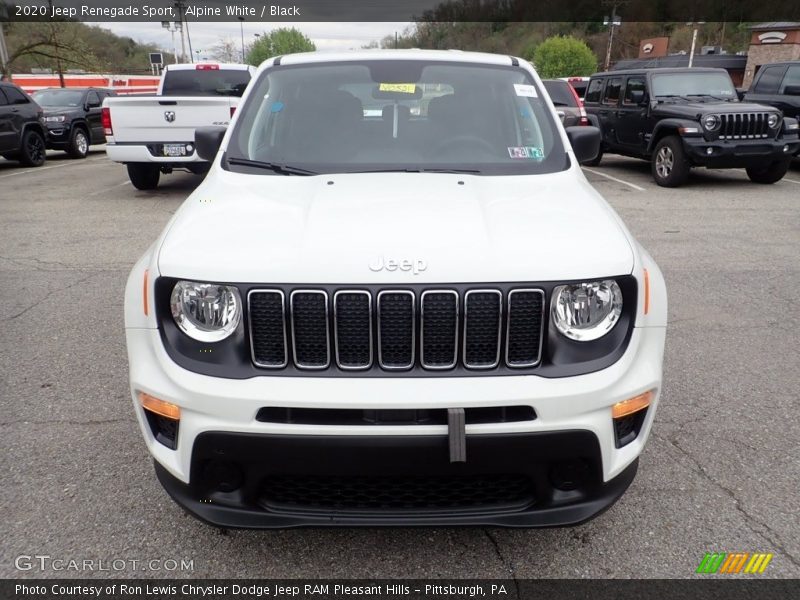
[2, 21, 172, 78]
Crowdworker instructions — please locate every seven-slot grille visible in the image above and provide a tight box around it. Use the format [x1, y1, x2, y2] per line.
[248, 287, 544, 373]
[719, 113, 773, 140]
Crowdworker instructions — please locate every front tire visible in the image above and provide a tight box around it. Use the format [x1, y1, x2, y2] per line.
[19, 130, 46, 167]
[651, 136, 689, 187]
[127, 163, 160, 190]
[746, 159, 791, 184]
[67, 127, 89, 159]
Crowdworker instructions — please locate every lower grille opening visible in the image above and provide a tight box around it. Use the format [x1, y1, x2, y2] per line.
[614, 408, 648, 448]
[257, 473, 536, 514]
[255, 406, 536, 426]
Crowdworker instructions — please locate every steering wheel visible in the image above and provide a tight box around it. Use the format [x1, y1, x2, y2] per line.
[435, 135, 496, 158]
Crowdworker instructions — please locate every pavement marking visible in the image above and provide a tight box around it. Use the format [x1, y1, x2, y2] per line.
[582, 167, 646, 192]
[782, 177, 800, 185]
[86, 180, 131, 197]
[0, 156, 107, 180]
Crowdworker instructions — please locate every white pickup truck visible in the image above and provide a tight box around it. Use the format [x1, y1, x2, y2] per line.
[103, 63, 255, 190]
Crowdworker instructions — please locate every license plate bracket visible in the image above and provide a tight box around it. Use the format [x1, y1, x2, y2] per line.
[163, 144, 187, 157]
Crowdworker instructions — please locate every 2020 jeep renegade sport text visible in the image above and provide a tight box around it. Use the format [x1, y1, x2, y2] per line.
[124, 50, 668, 528]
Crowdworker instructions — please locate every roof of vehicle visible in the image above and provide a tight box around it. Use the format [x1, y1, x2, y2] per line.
[164, 63, 252, 71]
[33, 87, 115, 92]
[589, 67, 728, 77]
[754, 60, 800, 67]
[274, 49, 521, 68]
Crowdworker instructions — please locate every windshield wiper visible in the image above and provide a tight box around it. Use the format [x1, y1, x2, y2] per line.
[226, 157, 318, 176]
[348, 167, 482, 175]
[656, 94, 694, 102]
[686, 94, 732, 102]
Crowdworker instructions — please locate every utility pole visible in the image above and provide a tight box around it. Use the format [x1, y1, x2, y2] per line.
[0, 22, 9, 79]
[162, 21, 181, 64]
[603, 7, 622, 71]
[687, 22, 705, 68]
[174, 1, 191, 63]
[238, 17, 246, 63]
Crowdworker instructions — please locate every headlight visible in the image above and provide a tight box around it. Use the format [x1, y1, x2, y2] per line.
[44, 115, 66, 123]
[551, 280, 623, 342]
[702, 114, 720, 131]
[170, 280, 242, 342]
[767, 113, 780, 128]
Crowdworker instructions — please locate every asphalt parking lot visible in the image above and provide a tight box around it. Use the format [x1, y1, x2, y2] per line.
[1, 150, 799, 580]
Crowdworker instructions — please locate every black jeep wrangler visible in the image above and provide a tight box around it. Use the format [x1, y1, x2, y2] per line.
[583, 68, 800, 187]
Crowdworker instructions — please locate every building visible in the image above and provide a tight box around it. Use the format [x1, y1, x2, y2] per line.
[743, 22, 800, 88]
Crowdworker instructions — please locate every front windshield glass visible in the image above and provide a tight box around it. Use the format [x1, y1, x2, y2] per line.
[651, 72, 737, 99]
[32, 89, 85, 107]
[226, 60, 567, 175]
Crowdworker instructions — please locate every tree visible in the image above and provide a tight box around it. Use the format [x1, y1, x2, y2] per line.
[246, 28, 315, 66]
[526, 36, 598, 78]
[211, 38, 240, 63]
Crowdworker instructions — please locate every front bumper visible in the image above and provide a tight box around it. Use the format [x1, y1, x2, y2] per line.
[155, 432, 640, 528]
[45, 125, 70, 149]
[681, 135, 799, 167]
[126, 318, 665, 527]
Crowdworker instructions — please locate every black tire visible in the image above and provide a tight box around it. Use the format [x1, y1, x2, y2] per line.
[127, 163, 160, 190]
[651, 136, 690, 187]
[746, 159, 791, 184]
[581, 148, 603, 167]
[67, 126, 89, 159]
[19, 129, 46, 167]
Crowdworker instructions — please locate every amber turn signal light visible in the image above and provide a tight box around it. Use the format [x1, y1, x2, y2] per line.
[139, 392, 180, 420]
[612, 390, 653, 419]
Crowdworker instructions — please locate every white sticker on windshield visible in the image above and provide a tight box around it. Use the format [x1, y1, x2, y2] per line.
[514, 84, 538, 98]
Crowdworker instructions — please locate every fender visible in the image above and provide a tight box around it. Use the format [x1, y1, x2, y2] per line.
[68, 119, 91, 143]
[647, 118, 702, 153]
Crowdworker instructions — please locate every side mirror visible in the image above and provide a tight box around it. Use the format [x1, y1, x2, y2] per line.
[556, 110, 566, 123]
[195, 126, 226, 161]
[629, 90, 645, 105]
[784, 85, 800, 97]
[566, 126, 601, 164]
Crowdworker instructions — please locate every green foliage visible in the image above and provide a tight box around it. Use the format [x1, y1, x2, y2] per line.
[246, 28, 315, 66]
[530, 36, 597, 78]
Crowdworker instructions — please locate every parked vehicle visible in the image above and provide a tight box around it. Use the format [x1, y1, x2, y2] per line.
[583, 68, 800, 186]
[562, 76, 590, 102]
[744, 61, 800, 154]
[0, 81, 47, 167]
[32, 87, 116, 158]
[124, 50, 667, 528]
[104, 63, 256, 190]
[542, 79, 589, 127]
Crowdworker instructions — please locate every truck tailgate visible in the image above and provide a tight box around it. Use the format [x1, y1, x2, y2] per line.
[105, 96, 236, 143]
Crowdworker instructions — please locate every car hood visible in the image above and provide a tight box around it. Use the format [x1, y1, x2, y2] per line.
[157, 169, 635, 284]
[655, 101, 779, 118]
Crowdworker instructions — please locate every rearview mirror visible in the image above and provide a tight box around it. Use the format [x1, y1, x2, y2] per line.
[784, 85, 800, 96]
[195, 126, 226, 161]
[565, 126, 601, 164]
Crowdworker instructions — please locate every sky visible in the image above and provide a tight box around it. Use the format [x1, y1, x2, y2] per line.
[95, 22, 413, 60]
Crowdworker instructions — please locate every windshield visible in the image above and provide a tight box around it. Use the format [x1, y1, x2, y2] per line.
[651, 72, 737, 99]
[32, 89, 85, 107]
[225, 60, 567, 175]
[161, 68, 251, 97]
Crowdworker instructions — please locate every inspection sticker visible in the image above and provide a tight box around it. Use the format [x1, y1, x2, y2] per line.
[508, 146, 545, 159]
[379, 83, 417, 94]
[513, 83, 538, 98]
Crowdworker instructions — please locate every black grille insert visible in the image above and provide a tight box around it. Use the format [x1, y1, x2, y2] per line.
[258, 473, 536, 514]
[463, 291, 502, 368]
[256, 406, 536, 425]
[290, 291, 329, 369]
[248, 291, 287, 367]
[506, 290, 545, 367]
[377, 291, 415, 369]
[421, 291, 458, 369]
[334, 291, 372, 369]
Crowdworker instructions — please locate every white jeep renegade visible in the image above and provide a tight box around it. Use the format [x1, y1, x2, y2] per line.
[124, 50, 667, 528]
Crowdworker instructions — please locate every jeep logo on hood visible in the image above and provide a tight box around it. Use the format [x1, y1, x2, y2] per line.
[369, 256, 428, 275]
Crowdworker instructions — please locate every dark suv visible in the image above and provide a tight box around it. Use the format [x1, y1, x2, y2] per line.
[0, 81, 47, 167]
[744, 62, 800, 139]
[584, 68, 800, 187]
[32, 87, 116, 158]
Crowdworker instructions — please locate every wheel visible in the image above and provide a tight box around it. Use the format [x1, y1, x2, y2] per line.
[127, 163, 160, 190]
[746, 159, 791, 184]
[651, 136, 689, 187]
[19, 129, 46, 167]
[67, 127, 89, 159]
[581, 148, 603, 167]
